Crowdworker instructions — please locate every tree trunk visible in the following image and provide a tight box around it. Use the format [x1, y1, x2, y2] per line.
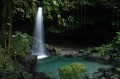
[2, 0, 12, 55]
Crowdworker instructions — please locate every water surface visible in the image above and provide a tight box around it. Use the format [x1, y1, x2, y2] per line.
[35, 57, 111, 79]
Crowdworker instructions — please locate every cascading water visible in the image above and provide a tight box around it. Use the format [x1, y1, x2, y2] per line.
[32, 7, 48, 59]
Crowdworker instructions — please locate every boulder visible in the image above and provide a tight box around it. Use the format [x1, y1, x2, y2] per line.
[64, 54, 74, 58]
[34, 72, 53, 79]
[24, 55, 37, 73]
[45, 44, 61, 56]
[93, 67, 120, 79]
[22, 70, 33, 79]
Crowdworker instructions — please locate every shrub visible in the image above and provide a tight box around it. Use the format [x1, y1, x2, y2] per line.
[0, 32, 34, 79]
[85, 32, 120, 60]
[59, 62, 87, 79]
[10, 31, 32, 58]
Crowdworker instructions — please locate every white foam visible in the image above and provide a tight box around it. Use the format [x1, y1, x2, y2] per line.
[37, 55, 48, 59]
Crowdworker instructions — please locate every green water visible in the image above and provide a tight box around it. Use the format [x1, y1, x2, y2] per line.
[35, 57, 111, 79]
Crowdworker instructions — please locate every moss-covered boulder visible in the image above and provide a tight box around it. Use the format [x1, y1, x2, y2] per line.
[58, 62, 88, 79]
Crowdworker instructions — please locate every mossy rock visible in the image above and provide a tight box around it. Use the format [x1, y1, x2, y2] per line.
[59, 62, 87, 79]
[116, 68, 120, 72]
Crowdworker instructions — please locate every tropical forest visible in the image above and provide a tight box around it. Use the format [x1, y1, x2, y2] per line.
[0, 0, 120, 79]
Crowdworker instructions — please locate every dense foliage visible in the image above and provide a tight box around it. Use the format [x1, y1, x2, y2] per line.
[2, 0, 119, 33]
[85, 32, 120, 61]
[10, 31, 32, 57]
[59, 62, 86, 79]
[0, 32, 33, 79]
[0, 0, 120, 78]
[43, 0, 120, 33]
[12, 0, 37, 22]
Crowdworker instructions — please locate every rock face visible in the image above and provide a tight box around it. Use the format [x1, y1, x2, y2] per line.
[22, 70, 33, 79]
[0, 55, 37, 79]
[46, 45, 81, 58]
[19, 55, 37, 79]
[45, 44, 61, 56]
[34, 72, 53, 79]
[24, 55, 37, 73]
[93, 67, 120, 79]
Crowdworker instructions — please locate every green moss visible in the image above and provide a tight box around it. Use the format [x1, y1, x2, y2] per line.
[59, 62, 86, 79]
[116, 68, 120, 72]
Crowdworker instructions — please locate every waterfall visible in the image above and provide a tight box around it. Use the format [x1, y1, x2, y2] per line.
[32, 7, 48, 59]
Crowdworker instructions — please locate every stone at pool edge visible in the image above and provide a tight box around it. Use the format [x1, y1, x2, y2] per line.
[24, 55, 37, 73]
[93, 67, 120, 79]
[34, 72, 53, 79]
[25, 55, 52, 79]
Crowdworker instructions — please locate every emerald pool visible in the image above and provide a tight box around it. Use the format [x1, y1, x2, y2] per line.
[35, 57, 111, 79]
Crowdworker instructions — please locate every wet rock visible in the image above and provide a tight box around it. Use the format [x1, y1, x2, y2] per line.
[34, 72, 53, 79]
[78, 50, 85, 53]
[98, 68, 109, 72]
[110, 74, 119, 79]
[93, 67, 120, 79]
[45, 44, 61, 56]
[93, 72, 102, 79]
[24, 55, 37, 73]
[64, 54, 74, 58]
[116, 68, 120, 74]
[82, 51, 91, 59]
[22, 70, 33, 79]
